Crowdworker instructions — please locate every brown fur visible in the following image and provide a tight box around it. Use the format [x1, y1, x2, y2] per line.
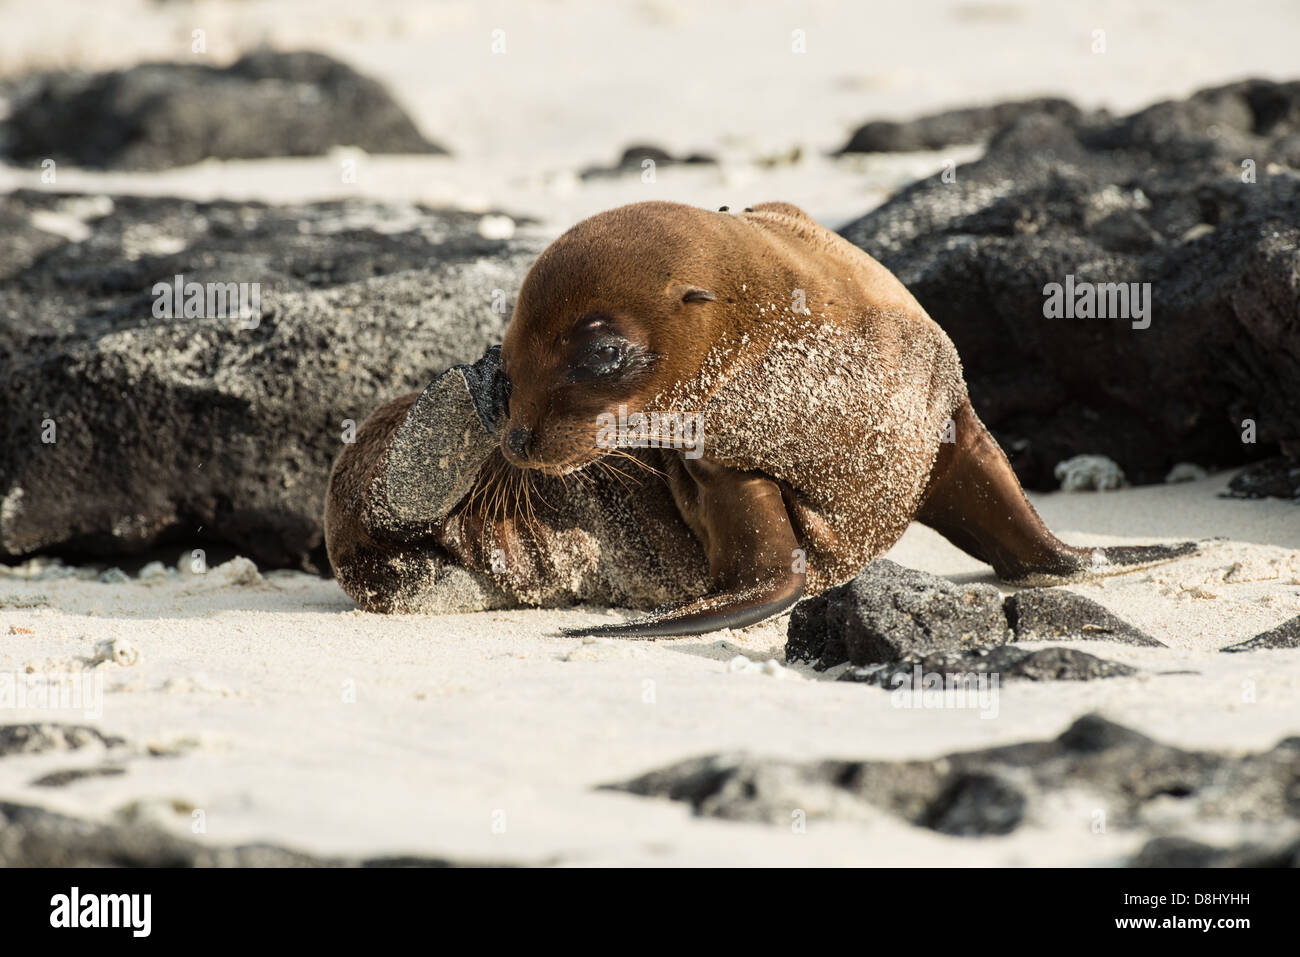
[325, 201, 1192, 633]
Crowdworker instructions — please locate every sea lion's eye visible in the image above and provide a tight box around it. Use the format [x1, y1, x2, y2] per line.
[570, 340, 628, 382]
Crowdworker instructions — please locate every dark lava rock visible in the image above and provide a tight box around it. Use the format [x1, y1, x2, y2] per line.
[608, 714, 1300, 845]
[840, 97, 1090, 153]
[786, 563, 1158, 673]
[0, 724, 125, 756]
[1005, 588, 1164, 646]
[1128, 835, 1300, 867]
[840, 79, 1300, 488]
[1, 49, 444, 170]
[920, 771, 1027, 836]
[0, 801, 504, 867]
[839, 645, 1136, 686]
[0, 191, 540, 569]
[786, 559, 1009, 668]
[1224, 456, 1300, 500]
[31, 766, 127, 788]
[1221, 614, 1300, 652]
[580, 143, 717, 179]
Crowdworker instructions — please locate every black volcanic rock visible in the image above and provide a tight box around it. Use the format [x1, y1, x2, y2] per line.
[1225, 456, 1300, 500]
[0, 49, 444, 170]
[580, 143, 717, 180]
[839, 645, 1137, 685]
[840, 97, 1090, 153]
[1005, 588, 1164, 646]
[0, 801, 509, 866]
[608, 715, 1300, 848]
[0, 192, 539, 569]
[785, 559, 1010, 668]
[840, 79, 1300, 488]
[1221, 614, 1300, 652]
[787, 562, 1160, 672]
[0, 724, 125, 756]
[1129, 835, 1300, 867]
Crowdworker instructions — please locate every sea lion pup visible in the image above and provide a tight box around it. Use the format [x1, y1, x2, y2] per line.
[324, 201, 1193, 636]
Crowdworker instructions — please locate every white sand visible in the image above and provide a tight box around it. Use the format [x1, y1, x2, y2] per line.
[2, 0, 1299, 864]
[2, 472, 1297, 866]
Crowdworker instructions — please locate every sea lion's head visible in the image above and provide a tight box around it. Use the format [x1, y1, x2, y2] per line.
[499, 202, 729, 473]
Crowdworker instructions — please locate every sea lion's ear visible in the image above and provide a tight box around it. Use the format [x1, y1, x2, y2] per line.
[750, 201, 813, 223]
[678, 286, 716, 304]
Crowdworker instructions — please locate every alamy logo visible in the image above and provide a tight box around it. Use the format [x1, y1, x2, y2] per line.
[890, 666, 1000, 719]
[152, 273, 261, 328]
[595, 405, 704, 459]
[1042, 274, 1151, 330]
[0, 671, 103, 719]
[50, 887, 151, 937]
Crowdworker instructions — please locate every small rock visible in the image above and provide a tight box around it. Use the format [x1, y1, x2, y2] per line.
[1005, 588, 1163, 646]
[0, 724, 124, 756]
[477, 214, 516, 240]
[840, 645, 1137, 685]
[786, 560, 1009, 668]
[32, 766, 127, 788]
[726, 655, 800, 679]
[1221, 614, 1300, 652]
[136, 561, 169, 585]
[1224, 457, 1300, 500]
[1165, 462, 1208, 483]
[98, 568, 129, 584]
[725, 654, 755, 673]
[92, 637, 140, 667]
[207, 557, 263, 587]
[1054, 454, 1127, 491]
[580, 144, 717, 180]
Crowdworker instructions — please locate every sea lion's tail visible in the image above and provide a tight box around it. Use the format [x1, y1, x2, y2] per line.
[915, 398, 1198, 582]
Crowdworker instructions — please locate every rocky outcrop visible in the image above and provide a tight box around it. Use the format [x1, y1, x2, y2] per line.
[839, 97, 1090, 153]
[841, 80, 1300, 489]
[0, 192, 539, 569]
[0, 801, 510, 866]
[0, 50, 444, 170]
[607, 715, 1300, 856]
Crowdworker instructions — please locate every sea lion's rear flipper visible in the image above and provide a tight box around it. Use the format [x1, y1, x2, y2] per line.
[563, 457, 806, 638]
[916, 399, 1197, 581]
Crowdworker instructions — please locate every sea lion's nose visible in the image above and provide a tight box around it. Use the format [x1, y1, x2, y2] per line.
[507, 426, 532, 458]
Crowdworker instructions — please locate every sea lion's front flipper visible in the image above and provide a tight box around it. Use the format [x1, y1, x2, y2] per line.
[561, 585, 804, 639]
[381, 345, 511, 525]
[917, 398, 1199, 581]
[562, 457, 806, 638]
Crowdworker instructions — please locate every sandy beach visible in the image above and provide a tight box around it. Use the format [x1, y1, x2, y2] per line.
[2, 470, 1297, 866]
[2, 0, 1298, 867]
